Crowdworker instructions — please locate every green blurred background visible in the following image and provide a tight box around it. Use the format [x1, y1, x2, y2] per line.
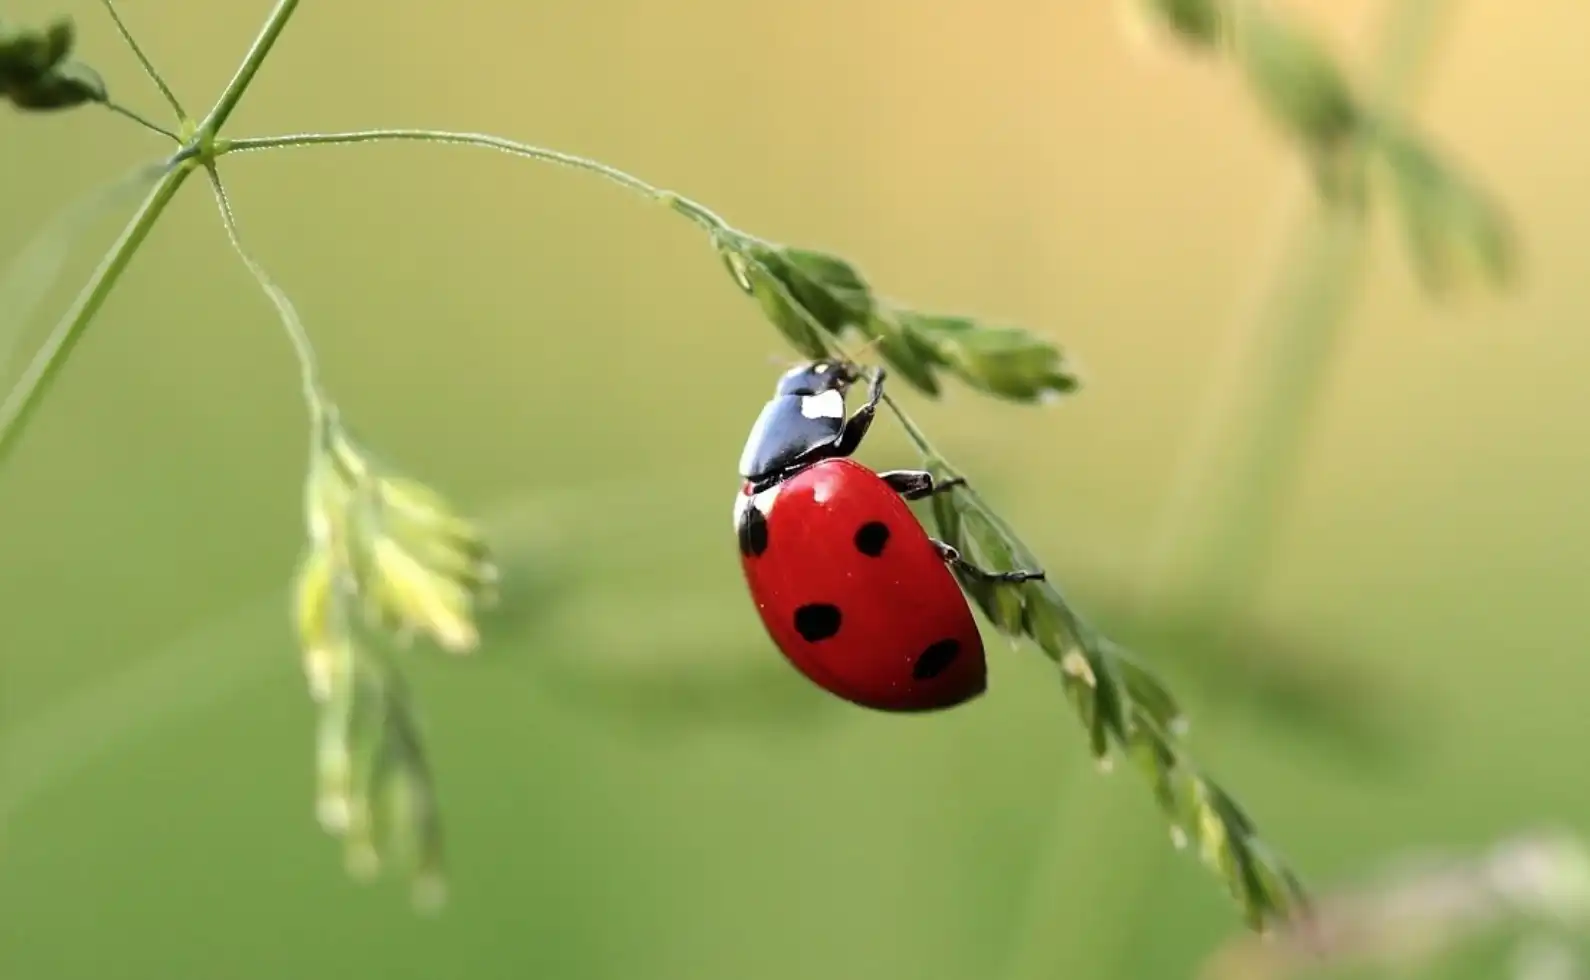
[4, 1, 1589, 977]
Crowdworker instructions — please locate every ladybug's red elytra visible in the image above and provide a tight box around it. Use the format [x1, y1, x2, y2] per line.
[734, 360, 1045, 712]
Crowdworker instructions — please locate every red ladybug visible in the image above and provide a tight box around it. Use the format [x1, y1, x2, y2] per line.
[734, 360, 1045, 712]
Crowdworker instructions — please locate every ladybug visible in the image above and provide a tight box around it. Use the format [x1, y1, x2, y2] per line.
[734, 359, 1046, 712]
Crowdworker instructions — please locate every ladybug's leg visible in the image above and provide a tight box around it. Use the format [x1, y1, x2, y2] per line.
[830, 366, 888, 458]
[932, 540, 1046, 583]
[878, 470, 967, 501]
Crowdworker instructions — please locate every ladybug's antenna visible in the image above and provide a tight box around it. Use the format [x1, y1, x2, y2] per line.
[843, 332, 886, 362]
[756, 332, 884, 370]
[761, 331, 888, 375]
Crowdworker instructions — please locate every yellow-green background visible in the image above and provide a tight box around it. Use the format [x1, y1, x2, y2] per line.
[3, 1, 1586, 978]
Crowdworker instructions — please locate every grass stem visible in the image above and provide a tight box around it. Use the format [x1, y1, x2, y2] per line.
[204, 166, 326, 413]
[97, 0, 187, 119]
[198, 0, 299, 136]
[218, 129, 733, 233]
[102, 100, 181, 141]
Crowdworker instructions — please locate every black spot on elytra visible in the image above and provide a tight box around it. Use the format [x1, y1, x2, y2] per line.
[912, 639, 961, 680]
[738, 503, 769, 557]
[853, 520, 890, 557]
[793, 603, 842, 642]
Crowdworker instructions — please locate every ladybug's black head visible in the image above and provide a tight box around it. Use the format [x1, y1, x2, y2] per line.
[772, 360, 860, 397]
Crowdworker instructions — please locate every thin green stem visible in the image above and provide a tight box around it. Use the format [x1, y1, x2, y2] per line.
[217, 129, 733, 234]
[198, 0, 300, 136]
[0, 160, 194, 470]
[879, 392, 946, 467]
[203, 166, 326, 414]
[103, 99, 181, 141]
[97, 0, 187, 119]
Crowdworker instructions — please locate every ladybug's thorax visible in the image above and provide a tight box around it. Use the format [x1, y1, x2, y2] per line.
[738, 362, 856, 484]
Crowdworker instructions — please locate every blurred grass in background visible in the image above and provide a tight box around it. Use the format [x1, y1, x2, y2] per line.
[3, 0, 1589, 977]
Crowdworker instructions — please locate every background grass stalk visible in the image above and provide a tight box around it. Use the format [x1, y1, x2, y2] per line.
[1002, 2, 1463, 977]
[1140, 0, 1462, 615]
[1117, 0, 1465, 974]
[0, 160, 192, 471]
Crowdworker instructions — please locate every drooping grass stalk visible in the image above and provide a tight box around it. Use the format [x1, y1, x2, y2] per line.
[203, 166, 326, 412]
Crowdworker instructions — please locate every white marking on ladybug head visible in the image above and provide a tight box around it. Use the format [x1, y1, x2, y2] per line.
[813, 362, 830, 374]
[800, 388, 845, 420]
